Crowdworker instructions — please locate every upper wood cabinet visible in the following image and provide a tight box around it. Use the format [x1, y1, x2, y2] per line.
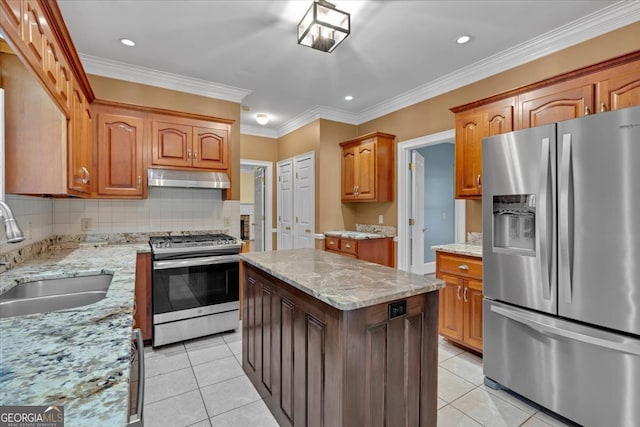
[339, 132, 395, 202]
[152, 118, 230, 171]
[0, 0, 95, 197]
[93, 102, 146, 198]
[452, 51, 640, 199]
[68, 85, 93, 195]
[455, 98, 514, 198]
[594, 60, 640, 112]
[519, 82, 594, 128]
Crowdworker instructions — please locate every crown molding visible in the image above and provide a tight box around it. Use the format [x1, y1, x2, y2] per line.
[240, 124, 279, 138]
[80, 54, 252, 103]
[276, 106, 358, 137]
[356, 1, 640, 124]
[78, 1, 639, 137]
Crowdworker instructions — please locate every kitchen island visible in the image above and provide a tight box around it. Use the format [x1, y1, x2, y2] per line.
[240, 249, 444, 427]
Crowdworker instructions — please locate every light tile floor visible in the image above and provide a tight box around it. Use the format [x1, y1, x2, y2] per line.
[142, 330, 574, 427]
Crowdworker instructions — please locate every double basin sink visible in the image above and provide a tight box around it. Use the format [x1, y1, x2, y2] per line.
[0, 273, 113, 318]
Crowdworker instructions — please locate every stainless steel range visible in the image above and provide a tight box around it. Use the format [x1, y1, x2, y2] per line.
[149, 233, 242, 347]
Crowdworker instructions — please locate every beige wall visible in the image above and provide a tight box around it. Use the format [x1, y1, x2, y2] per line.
[88, 75, 242, 200]
[318, 120, 358, 233]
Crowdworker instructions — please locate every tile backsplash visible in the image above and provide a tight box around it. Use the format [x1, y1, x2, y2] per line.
[2, 188, 239, 254]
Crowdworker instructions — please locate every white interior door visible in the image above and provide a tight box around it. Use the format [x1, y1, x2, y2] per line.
[411, 151, 425, 274]
[253, 167, 265, 251]
[293, 152, 315, 248]
[277, 159, 293, 250]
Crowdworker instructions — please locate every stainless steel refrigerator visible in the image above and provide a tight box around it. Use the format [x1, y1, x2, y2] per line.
[482, 106, 640, 427]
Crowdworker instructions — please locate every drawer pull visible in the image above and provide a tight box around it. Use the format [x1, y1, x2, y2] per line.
[456, 285, 462, 300]
[463, 287, 468, 302]
[458, 264, 469, 271]
[345, 244, 351, 249]
[329, 241, 335, 245]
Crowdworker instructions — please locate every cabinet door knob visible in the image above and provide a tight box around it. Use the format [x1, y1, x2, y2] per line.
[194, 151, 198, 160]
[456, 285, 462, 300]
[584, 106, 591, 115]
[458, 264, 469, 271]
[137, 175, 142, 189]
[600, 102, 607, 112]
[476, 174, 481, 187]
[463, 287, 468, 302]
[187, 149, 192, 159]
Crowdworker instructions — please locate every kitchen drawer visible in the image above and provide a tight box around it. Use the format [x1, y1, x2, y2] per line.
[339, 238, 358, 256]
[438, 253, 482, 279]
[325, 236, 340, 251]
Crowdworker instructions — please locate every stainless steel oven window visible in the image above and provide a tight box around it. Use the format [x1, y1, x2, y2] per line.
[152, 256, 239, 315]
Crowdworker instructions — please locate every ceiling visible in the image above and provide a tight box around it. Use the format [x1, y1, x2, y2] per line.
[57, 1, 639, 138]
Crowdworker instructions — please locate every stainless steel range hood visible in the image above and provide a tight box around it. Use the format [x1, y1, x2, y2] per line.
[147, 168, 230, 189]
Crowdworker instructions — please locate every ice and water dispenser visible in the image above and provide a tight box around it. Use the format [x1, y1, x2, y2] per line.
[492, 194, 536, 255]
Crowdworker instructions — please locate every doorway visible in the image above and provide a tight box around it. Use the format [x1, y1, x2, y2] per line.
[240, 159, 273, 252]
[397, 130, 465, 273]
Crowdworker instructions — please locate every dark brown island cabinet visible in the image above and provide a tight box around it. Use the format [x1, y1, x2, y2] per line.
[241, 249, 444, 427]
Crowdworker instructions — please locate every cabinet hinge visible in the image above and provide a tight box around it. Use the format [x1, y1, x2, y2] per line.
[409, 218, 415, 226]
[409, 162, 415, 171]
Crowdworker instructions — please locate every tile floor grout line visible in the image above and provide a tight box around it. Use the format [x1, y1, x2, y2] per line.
[185, 341, 217, 423]
[207, 396, 265, 422]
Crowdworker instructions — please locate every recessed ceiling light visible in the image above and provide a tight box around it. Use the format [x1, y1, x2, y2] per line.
[456, 35, 472, 44]
[345, 95, 353, 101]
[256, 113, 269, 125]
[120, 38, 136, 47]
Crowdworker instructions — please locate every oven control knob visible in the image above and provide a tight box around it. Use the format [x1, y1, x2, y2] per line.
[164, 243, 171, 248]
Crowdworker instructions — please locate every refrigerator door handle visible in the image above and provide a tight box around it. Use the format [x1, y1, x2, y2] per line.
[559, 133, 574, 303]
[538, 137, 552, 300]
[490, 304, 640, 356]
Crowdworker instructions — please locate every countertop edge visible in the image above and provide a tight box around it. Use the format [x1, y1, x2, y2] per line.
[241, 249, 444, 311]
[431, 243, 483, 258]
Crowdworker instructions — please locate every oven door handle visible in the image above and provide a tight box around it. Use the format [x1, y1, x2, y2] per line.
[153, 254, 239, 270]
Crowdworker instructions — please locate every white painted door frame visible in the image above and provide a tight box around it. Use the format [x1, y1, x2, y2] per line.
[240, 159, 273, 251]
[397, 129, 465, 273]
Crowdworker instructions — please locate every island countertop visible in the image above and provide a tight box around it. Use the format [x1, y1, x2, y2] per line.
[0, 242, 146, 427]
[240, 248, 444, 311]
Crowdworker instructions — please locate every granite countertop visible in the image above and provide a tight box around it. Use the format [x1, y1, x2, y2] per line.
[323, 231, 390, 239]
[431, 243, 483, 258]
[0, 242, 147, 426]
[240, 248, 443, 311]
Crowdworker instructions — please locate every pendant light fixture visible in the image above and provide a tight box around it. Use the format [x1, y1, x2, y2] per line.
[297, 0, 350, 53]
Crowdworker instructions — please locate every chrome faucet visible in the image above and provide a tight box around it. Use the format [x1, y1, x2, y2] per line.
[0, 201, 25, 243]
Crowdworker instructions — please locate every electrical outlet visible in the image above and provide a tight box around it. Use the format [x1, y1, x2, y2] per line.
[81, 218, 92, 232]
[28, 222, 32, 240]
[442, 211, 447, 220]
[224, 216, 231, 227]
[378, 215, 384, 224]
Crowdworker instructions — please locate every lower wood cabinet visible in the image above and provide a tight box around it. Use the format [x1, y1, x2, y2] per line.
[242, 262, 438, 427]
[435, 251, 483, 353]
[324, 236, 394, 267]
[134, 251, 152, 342]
